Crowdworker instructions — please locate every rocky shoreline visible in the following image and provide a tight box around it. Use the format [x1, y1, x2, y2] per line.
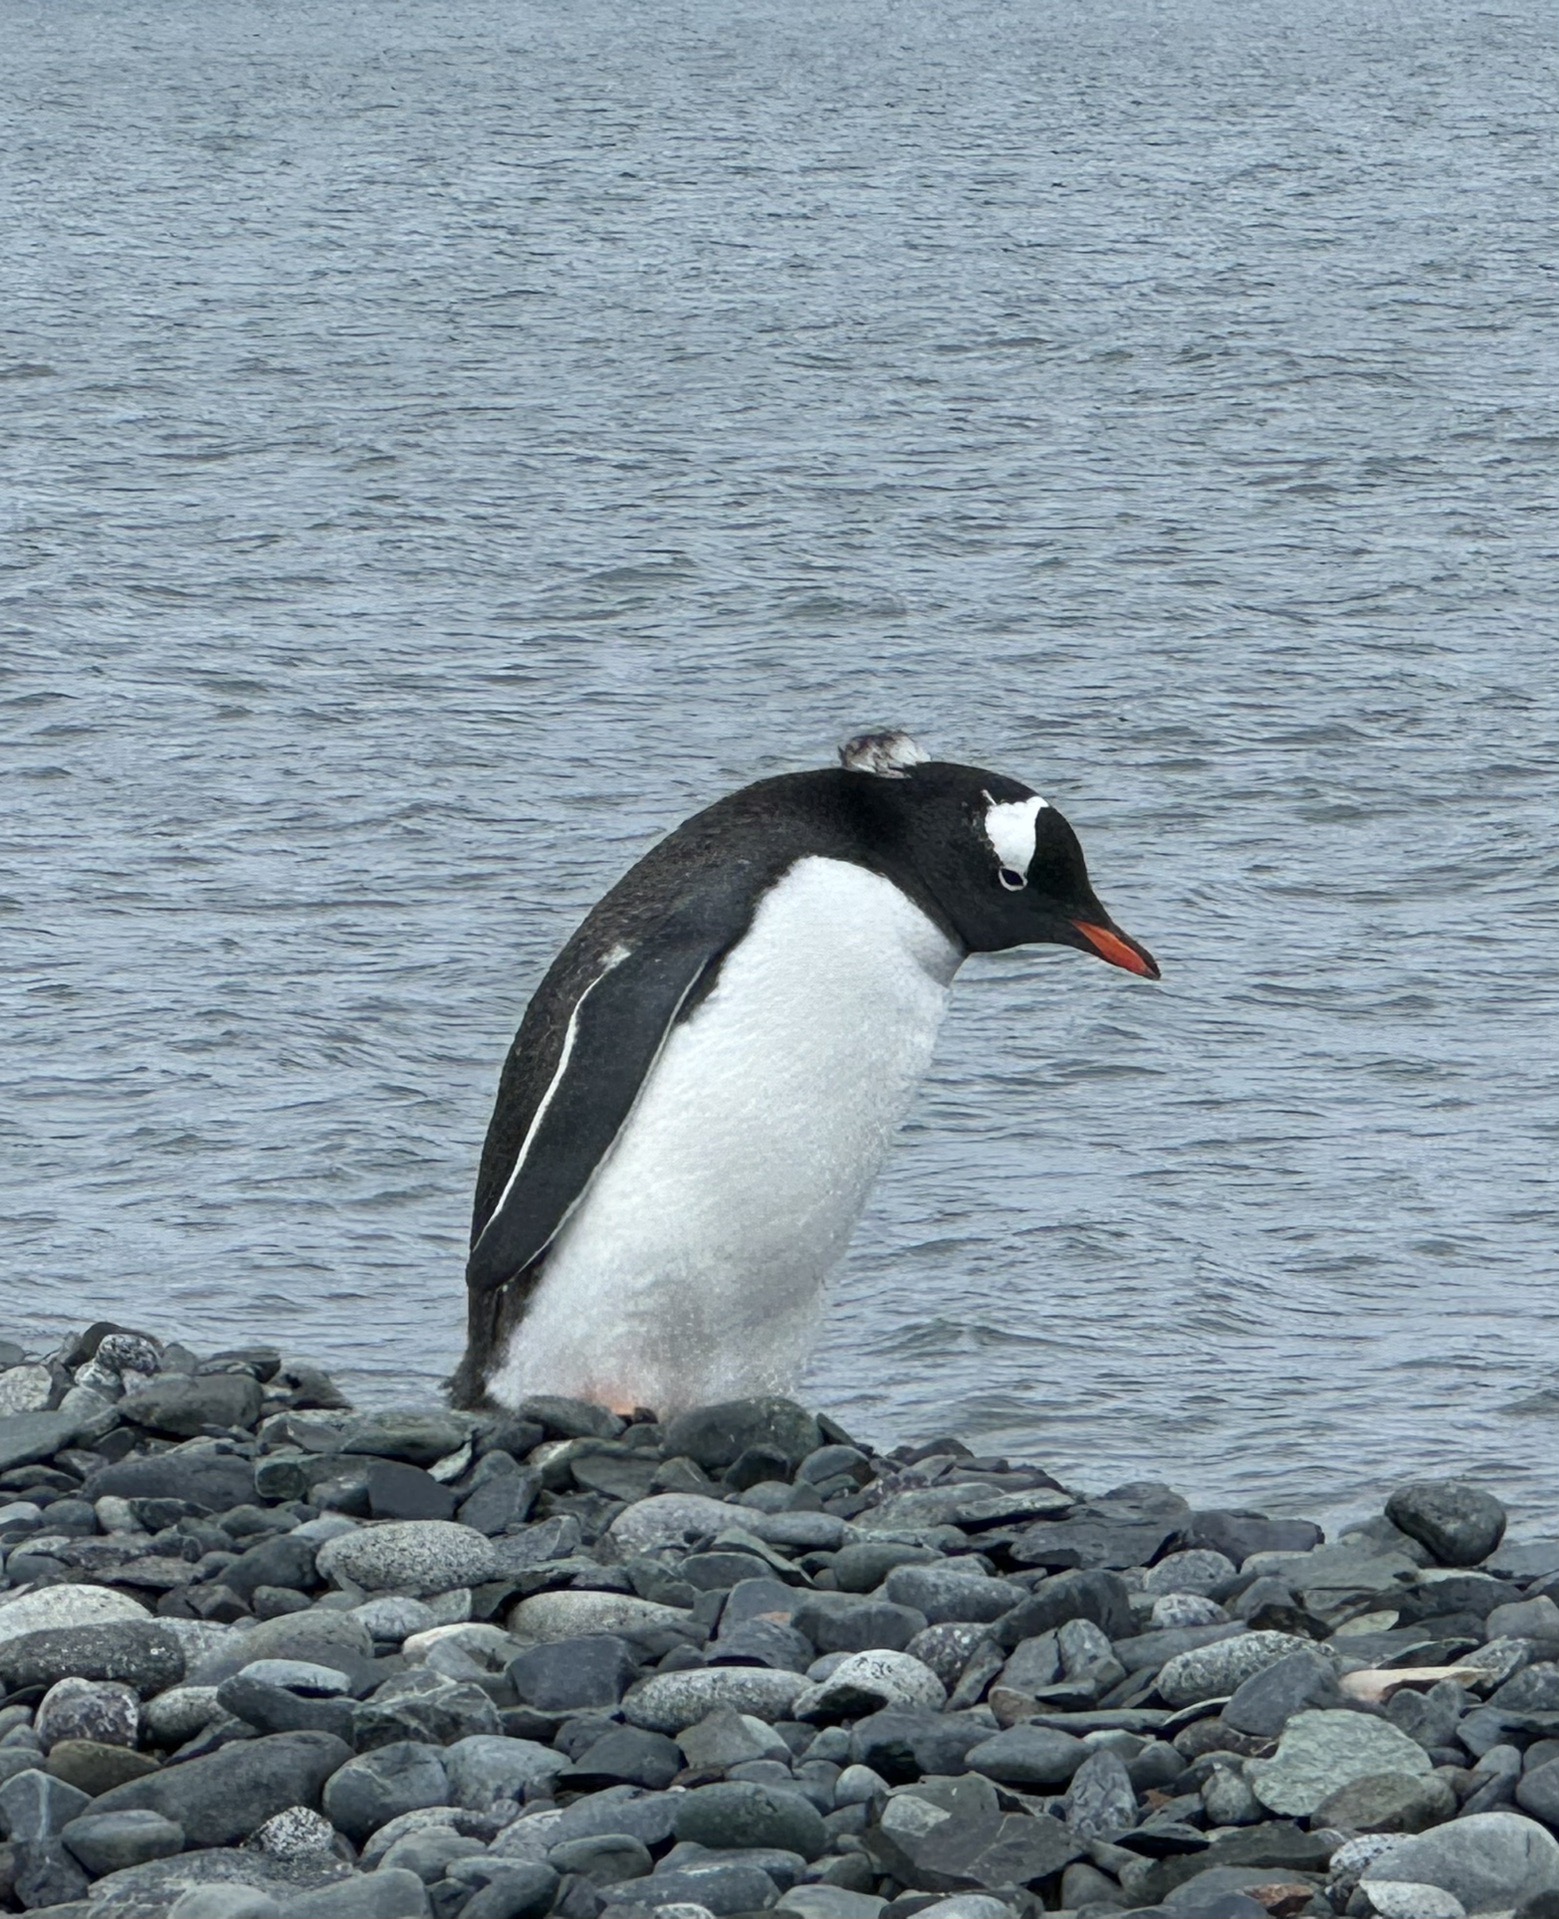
[0, 1329, 1556, 1919]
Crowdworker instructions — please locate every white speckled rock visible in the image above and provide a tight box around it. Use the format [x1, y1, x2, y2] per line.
[1157, 1630, 1318, 1707]
[251, 1806, 340, 1858]
[0, 1365, 53, 1417]
[608, 1494, 736, 1554]
[1364, 1882, 1465, 1919]
[623, 1667, 810, 1733]
[0, 1584, 150, 1647]
[36, 1676, 139, 1750]
[507, 1590, 692, 1645]
[316, 1520, 497, 1595]
[1249, 1710, 1431, 1817]
[793, 1651, 946, 1719]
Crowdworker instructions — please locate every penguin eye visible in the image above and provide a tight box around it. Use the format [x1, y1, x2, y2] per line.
[998, 867, 1026, 891]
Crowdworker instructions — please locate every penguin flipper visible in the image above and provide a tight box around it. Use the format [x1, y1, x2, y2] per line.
[465, 910, 735, 1300]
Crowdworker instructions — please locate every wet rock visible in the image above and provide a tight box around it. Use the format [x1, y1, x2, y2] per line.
[1386, 1481, 1507, 1568]
[459, 1470, 540, 1536]
[791, 1593, 928, 1655]
[1250, 1710, 1432, 1816]
[661, 1400, 821, 1473]
[365, 1460, 460, 1523]
[61, 1806, 186, 1874]
[1009, 1488, 1188, 1572]
[87, 1451, 259, 1512]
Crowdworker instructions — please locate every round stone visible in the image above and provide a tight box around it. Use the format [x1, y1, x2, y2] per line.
[508, 1591, 693, 1645]
[793, 1651, 946, 1720]
[1385, 1481, 1507, 1568]
[37, 1677, 140, 1751]
[675, 1780, 827, 1861]
[622, 1668, 809, 1733]
[249, 1805, 339, 1858]
[1142, 1551, 1237, 1598]
[316, 1521, 497, 1596]
[0, 1586, 150, 1649]
[608, 1494, 737, 1555]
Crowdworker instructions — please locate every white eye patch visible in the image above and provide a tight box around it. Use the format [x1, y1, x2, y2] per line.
[982, 793, 1048, 882]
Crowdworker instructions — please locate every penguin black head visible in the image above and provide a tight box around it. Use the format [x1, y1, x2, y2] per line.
[838, 730, 1161, 977]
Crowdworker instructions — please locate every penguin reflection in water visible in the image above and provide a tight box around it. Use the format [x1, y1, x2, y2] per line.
[451, 732, 1159, 1415]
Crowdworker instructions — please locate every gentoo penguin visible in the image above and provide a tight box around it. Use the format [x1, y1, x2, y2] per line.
[451, 732, 1158, 1414]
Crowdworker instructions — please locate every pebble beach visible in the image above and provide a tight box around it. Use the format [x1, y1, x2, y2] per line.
[1, 1327, 1558, 1919]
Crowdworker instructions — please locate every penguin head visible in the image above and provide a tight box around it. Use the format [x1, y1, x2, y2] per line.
[839, 730, 1161, 976]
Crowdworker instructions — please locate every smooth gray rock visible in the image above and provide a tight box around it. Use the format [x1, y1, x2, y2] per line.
[508, 1589, 693, 1643]
[791, 1592, 927, 1655]
[288, 1868, 432, 1917]
[675, 1781, 827, 1861]
[1221, 1648, 1343, 1736]
[678, 1709, 790, 1770]
[120, 1373, 263, 1435]
[61, 1808, 186, 1875]
[1142, 1550, 1238, 1597]
[1362, 1810, 1559, 1911]
[340, 1410, 471, 1466]
[546, 1833, 654, 1885]
[168, 1890, 281, 1919]
[381, 1826, 489, 1882]
[0, 1768, 93, 1839]
[1386, 1480, 1507, 1567]
[965, 1724, 1089, 1788]
[443, 1734, 569, 1811]
[1250, 1709, 1432, 1816]
[623, 1667, 808, 1732]
[92, 1731, 351, 1847]
[0, 1410, 89, 1474]
[507, 1635, 638, 1710]
[610, 1861, 780, 1914]
[559, 1724, 684, 1791]
[323, 1742, 450, 1844]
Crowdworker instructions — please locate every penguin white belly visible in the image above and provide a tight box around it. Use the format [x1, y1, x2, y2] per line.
[486, 856, 961, 1413]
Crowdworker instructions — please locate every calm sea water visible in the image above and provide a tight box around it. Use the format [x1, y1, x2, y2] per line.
[4, 0, 1558, 1532]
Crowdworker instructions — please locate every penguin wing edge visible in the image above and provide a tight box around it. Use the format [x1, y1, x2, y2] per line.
[465, 919, 728, 1298]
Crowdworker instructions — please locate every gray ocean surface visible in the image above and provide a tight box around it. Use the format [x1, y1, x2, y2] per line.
[4, 0, 1557, 1533]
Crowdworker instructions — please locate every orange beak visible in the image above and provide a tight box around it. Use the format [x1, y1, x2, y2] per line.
[1072, 919, 1161, 979]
